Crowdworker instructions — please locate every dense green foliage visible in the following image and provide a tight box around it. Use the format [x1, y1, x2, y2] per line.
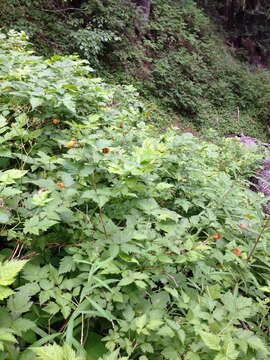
[197, 0, 270, 64]
[1, 0, 270, 139]
[1, 30, 270, 360]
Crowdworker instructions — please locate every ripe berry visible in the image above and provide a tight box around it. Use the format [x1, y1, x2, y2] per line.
[119, 122, 124, 128]
[102, 147, 110, 153]
[213, 233, 222, 241]
[57, 182, 66, 189]
[68, 140, 76, 148]
[233, 248, 242, 256]
[240, 224, 245, 229]
[100, 136, 103, 139]
[53, 118, 58, 124]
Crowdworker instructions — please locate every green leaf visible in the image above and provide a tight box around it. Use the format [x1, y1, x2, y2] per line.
[62, 343, 80, 360]
[200, 331, 221, 351]
[135, 280, 147, 288]
[32, 191, 53, 207]
[164, 286, 179, 298]
[12, 318, 36, 336]
[81, 189, 110, 208]
[59, 256, 73, 274]
[161, 347, 180, 360]
[147, 319, 163, 330]
[224, 340, 239, 360]
[140, 343, 153, 353]
[137, 198, 159, 214]
[23, 216, 58, 235]
[30, 97, 43, 109]
[157, 325, 175, 338]
[0, 207, 9, 223]
[214, 355, 227, 360]
[23, 264, 49, 282]
[0, 328, 17, 344]
[0, 259, 27, 286]
[0, 114, 7, 128]
[32, 343, 78, 360]
[208, 284, 222, 299]
[123, 307, 135, 322]
[63, 96, 76, 113]
[0, 187, 21, 197]
[84, 332, 106, 360]
[17, 282, 40, 296]
[178, 329, 185, 344]
[248, 335, 269, 353]
[0, 169, 27, 185]
[85, 297, 114, 321]
[156, 182, 173, 191]
[135, 314, 147, 334]
[118, 277, 134, 286]
[43, 302, 60, 315]
[39, 290, 52, 305]
[98, 349, 119, 360]
[60, 172, 74, 187]
[0, 285, 13, 300]
[7, 292, 33, 315]
[152, 208, 179, 222]
[23, 216, 40, 235]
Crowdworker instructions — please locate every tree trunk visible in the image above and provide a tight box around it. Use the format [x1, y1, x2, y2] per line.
[133, 0, 151, 22]
[225, 0, 235, 30]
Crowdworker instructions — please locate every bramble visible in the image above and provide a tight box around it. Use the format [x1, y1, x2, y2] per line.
[233, 248, 242, 256]
[213, 233, 222, 241]
[68, 140, 76, 148]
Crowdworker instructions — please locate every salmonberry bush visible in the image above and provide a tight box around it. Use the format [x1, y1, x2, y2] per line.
[1, 30, 270, 360]
[2, 0, 270, 139]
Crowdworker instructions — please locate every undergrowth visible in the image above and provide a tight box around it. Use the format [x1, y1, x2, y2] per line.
[1, 0, 270, 139]
[1, 30, 270, 360]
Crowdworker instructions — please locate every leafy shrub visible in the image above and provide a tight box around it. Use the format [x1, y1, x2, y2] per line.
[67, 0, 270, 138]
[1, 0, 270, 139]
[1, 30, 270, 360]
[70, 27, 121, 68]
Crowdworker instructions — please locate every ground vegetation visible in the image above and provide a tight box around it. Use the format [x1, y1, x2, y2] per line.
[0, 30, 270, 360]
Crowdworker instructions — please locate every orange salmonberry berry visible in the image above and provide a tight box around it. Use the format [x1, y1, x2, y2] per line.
[240, 224, 245, 229]
[68, 140, 76, 148]
[213, 233, 222, 241]
[100, 135, 103, 139]
[233, 248, 242, 256]
[102, 147, 110, 153]
[53, 118, 58, 124]
[119, 122, 124, 128]
[181, 178, 185, 183]
[57, 182, 66, 189]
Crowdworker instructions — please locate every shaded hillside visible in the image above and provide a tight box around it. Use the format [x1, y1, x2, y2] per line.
[196, 0, 270, 66]
[1, 0, 270, 138]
